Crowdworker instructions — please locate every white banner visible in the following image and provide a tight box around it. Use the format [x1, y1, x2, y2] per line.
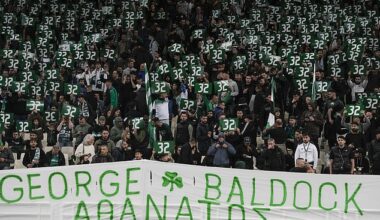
[0, 160, 379, 220]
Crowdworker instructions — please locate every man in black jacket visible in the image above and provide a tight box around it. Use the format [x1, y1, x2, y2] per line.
[112, 141, 134, 161]
[346, 121, 367, 153]
[329, 136, 355, 174]
[258, 138, 285, 171]
[175, 139, 201, 165]
[196, 115, 211, 156]
[368, 128, 380, 174]
[175, 112, 193, 146]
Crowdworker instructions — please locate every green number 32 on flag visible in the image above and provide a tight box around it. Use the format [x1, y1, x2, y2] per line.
[220, 118, 238, 131]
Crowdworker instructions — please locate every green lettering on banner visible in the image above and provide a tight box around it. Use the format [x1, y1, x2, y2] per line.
[252, 207, 270, 220]
[345, 183, 363, 215]
[126, 167, 140, 196]
[175, 196, 193, 220]
[100, 170, 119, 197]
[227, 177, 244, 205]
[48, 172, 67, 200]
[293, 181, 312, 210]
[197, 200, 220, 220]
[270, 179, 286, 207]
[97, 199, 114, 220]
[120, 198, 136, 220]
[204, 173, 221, 201]
[146, 194, 167, 220]
[74, 200, 90, 220]
[228, 204, 245, 220]
[27, 173, 44, 200]
[318, 182, 337, 211]
[0, 175, 23, 203]
[75, 171, 91, 197]
[251, 178, 264, 206]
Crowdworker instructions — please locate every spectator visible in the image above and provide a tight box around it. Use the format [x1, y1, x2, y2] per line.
[174, 139, 201, 165]
[94, 129, 116, 153]
[78, 95, 90, 118]
[0, 141, 15, 170]
[92, 145, 114, 163]
[92, 116, 107, 140]
[300, 102, 323, 144]
[207, 132, 236, 167]
[45, 146, 66, 167]
[153, 117, 173, 141]
[73, 116, 92, 147]
[368, 128, 380, 174]
[329, 136, 355, 174]
[353, 148, 370, 175]
[105, 79, 119, 113]
[294, 132, 318, 170]
[110, 117, 124, 143]
[46, 122, 58, 147]
[284, 116, 299, 140]
[57, 116, 74, 147]
[174, 112, 193, 147]
[196, 115, 212, 155]
[239, 115, 258, 148]
[7, 131, 25, 160]
[263, 118, 287, 145]
[158, 153, 175, 163]
[75, 134, 96, 165]
[289, 158, 308, 173]
[258, 138, 286, 171]
[23, 139, 46, 168]
[134, 149, 144, 160]
[112, 140, 134, 161]
[345, 121, 367, 152]
[347, 75, 368, 102]
[323, 89, 344, 148]
[235, 137, 259, 169]
[153, 92, 170, 125]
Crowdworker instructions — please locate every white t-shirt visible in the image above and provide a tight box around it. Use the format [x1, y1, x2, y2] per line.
[294, 142, 318, 168]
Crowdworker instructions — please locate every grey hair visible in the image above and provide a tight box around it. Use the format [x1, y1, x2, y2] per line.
[82, 134, 94, 145]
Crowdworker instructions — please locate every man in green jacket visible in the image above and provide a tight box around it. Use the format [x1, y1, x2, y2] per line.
[105, 79, 119, 112]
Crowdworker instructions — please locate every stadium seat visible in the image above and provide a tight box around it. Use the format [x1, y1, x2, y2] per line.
[64, 154, 69, 166]
[61, 146, 74, 159]
[14, 153, 26, 169]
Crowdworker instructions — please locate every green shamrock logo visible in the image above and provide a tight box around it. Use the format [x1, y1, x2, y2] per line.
[162, 171, 183, 192]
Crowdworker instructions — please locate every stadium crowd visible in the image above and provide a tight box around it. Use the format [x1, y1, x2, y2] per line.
[0, 0, 380, 175]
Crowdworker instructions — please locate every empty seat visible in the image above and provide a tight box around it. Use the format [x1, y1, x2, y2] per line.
[61, 146, 74, 159]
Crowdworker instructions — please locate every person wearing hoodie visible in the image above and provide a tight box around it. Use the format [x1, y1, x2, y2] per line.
[110, 116, 124, 143]
[73, 116, 92, 147]
[94, 129, 116, 153]
[207, 132, 236, 167]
